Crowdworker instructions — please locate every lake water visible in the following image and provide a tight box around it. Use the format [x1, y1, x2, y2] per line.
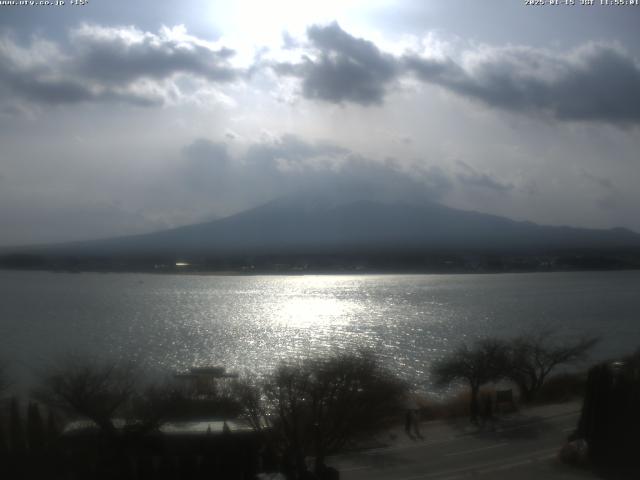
[1, 270, 639, 394]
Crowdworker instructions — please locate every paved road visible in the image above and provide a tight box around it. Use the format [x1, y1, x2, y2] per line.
[329, 403, 597, 480]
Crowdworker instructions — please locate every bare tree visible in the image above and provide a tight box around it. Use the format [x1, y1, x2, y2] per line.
[432, 339, 509, 423]
[236, 352, 407, 477]
[506, 331, 598, 403]
[32, 354, 137, 436]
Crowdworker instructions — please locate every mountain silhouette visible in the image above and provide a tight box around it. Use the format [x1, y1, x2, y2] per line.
[38, 192, 640, 258]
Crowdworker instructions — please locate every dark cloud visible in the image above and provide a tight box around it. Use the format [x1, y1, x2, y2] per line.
[4, 19, 639, 126]
[273, 23, 640, 124]
[71, 25, 237, 84]
[0, 69, 164, 107]
[181, 135, 452, 214]
[0, 72, 93, 106]
[241, 135, 452, 203]
[456, 161, 513, 193]
[275, 22, 398, 106]
[405, 43, 640, 124]
[0, 25, 237, 109]
[244, 134, 348, 171]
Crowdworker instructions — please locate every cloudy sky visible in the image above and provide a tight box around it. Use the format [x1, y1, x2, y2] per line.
[1, 0, 639, 246]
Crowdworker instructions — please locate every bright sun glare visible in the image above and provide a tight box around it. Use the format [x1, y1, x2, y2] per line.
[214, 0, 382, 46]
[277, 297, 349, 328]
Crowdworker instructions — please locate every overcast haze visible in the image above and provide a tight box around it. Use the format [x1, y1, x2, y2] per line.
[1, 0, 639, 246]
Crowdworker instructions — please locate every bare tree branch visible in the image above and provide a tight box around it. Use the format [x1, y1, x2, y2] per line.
[506, 331, 599, 403]
[236, 352, 407, 477]
[432, 338, 510, 422]
[32, 354, 137, 436]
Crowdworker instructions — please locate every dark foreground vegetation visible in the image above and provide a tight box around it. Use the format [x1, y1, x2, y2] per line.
[1, 335, 639, 479]
[0, 353, 407, 479]
[432, 331, 598, 422]
[433, 335, 640, 478]
[573, 349, 640, 478]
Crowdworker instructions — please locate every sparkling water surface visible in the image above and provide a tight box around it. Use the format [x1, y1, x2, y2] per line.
[1, 270, 639, 393]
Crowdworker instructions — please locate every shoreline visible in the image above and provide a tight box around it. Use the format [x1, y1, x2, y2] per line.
[2, 266, 639, 277]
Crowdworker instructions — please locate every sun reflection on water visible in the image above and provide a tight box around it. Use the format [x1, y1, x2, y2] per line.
[275, 296, 352, 328]
[4, 271, 636, 396]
